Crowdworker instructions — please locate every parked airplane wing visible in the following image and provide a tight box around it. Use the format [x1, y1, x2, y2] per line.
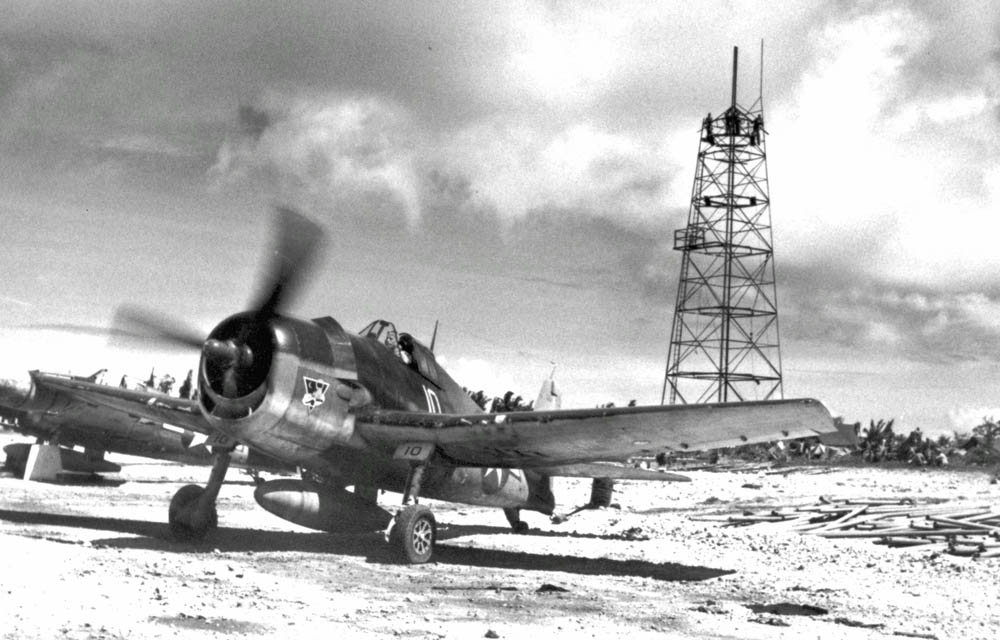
[27, 371, 212, 436]
[356, 398, 833, 468]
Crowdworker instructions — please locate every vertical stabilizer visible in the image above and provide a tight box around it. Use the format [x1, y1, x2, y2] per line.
[534, 366, 561, 410]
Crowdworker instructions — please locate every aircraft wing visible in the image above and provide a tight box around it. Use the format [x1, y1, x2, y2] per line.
[26, 371, 212, 436]
[356, 398, 833, 468]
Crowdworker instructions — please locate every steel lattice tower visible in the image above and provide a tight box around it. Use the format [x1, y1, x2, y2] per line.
[662, 47, 783, 405]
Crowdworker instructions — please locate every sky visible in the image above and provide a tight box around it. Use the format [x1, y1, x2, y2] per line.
[1, 0, 999, 435]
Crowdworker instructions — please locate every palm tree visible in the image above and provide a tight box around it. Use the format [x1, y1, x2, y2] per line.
[860, 419, 895, 462]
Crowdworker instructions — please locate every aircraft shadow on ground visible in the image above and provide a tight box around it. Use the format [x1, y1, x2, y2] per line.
[0, 508, 732, 582]
[115, 478, 260, 486]
[438, 522, 652, 542]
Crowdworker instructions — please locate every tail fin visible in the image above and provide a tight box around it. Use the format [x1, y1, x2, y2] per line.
[534, 365, 560, 410]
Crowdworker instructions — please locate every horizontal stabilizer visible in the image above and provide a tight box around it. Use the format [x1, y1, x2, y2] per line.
[539, 462, 690, 482]
[4, 443, 121, 482]
[818, 420, 858, 447]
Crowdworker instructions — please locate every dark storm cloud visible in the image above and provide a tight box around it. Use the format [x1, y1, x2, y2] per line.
[0, 31, 110, 106]
[5, 1, 514, 129]
[506, 208, 666, 283]
[210, 87, 679, 249]
[0, 1, 915, 160]
[0, 20, 228, 202]
[238, 105, 271, 141]
[781, 264, 1000, 364]
[5, 2, 992, 135]
[0, 2, 508, 210]
[0, 31, 112, 136]
[3, 1, 997, 321]
[6, 1, 992, 232]
[893, 0, 1000, 101]
[210, 92, 419, 240]
[416, 168, 506, 260]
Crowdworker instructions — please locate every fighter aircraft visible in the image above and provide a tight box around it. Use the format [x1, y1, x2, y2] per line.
[0, 369, 293, 480]
[4, 207, 835, 563]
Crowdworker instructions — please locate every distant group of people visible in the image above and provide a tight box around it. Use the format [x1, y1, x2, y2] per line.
[116, 368, 197, 400]
[464, 388, 640, 414]
[898, 429, 949, 467]
[462, 389, 538, 413]
[764, 438, 828, 462]
[860, 420, 952, 466]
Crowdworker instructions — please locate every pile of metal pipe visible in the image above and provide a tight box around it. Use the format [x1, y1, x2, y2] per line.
[693, 498, 1000, 559]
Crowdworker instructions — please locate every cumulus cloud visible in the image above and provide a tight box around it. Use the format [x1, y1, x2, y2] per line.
[769, 3, 1000, 284]
[210, 91, 681, 258]
[437, 119, 672, 224]
[212, 93, 422, 224]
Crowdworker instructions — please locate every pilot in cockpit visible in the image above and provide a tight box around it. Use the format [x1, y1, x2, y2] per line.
[398, 333, 418, 369]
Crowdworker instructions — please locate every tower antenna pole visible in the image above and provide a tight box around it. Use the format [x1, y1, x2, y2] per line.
[759, 39, 764, 111]
[731, 46, 738, 109]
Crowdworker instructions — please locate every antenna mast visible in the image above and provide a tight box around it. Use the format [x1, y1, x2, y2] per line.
[662, 45, 784, 405]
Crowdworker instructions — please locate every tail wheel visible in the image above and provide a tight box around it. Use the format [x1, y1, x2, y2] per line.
[168, 484, 218, 541]
[504, 508, 529, 534]
[391, 504, 436, 564]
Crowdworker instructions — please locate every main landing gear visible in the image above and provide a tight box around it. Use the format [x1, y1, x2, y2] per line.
[168, 448, 232, 541]
[391, 504, 436, 564]
[386, 462, 437, 564]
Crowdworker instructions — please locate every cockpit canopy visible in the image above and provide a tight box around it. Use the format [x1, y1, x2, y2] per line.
[359, 319, 441, 385]
[359, 319, 400, 353]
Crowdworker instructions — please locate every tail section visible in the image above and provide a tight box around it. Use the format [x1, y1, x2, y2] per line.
[534, 366, 560, 411]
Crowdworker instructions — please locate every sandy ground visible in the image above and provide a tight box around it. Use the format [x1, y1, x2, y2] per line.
[2, 434, 999, 640]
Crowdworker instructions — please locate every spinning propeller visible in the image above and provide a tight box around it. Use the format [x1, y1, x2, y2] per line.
[114, 206, 326, 400]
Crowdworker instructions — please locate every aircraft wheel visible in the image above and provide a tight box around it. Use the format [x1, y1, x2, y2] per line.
[504, 508, 529, 534]
[391, 504, 436, 564]
[168, 484, 217, 541]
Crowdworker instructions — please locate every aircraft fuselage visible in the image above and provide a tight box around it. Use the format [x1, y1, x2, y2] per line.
[198, 313, 554, 517]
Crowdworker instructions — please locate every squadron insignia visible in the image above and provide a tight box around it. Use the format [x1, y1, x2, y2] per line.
[481, 468, 523, 494]
[302, 376, 330, 411]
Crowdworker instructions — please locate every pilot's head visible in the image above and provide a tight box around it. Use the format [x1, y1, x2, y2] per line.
[399, 333, 414, 351]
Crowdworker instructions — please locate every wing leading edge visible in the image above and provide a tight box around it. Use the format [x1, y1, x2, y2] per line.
[27, 371, 212, 436]
[357, 398, 834, 468]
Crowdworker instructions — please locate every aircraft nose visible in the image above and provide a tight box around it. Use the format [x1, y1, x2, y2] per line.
[0, 370, 33, 409]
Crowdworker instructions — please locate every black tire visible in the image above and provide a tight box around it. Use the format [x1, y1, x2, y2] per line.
[391, 505, 436, 564]
[168, 484, 217, 542]
[504, 508, 529, 534]
[589, 478, 615, 508]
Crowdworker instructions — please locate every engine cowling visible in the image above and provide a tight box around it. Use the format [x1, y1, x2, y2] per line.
[254, 479, 391, 532]
[197, 313, 360, 465]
